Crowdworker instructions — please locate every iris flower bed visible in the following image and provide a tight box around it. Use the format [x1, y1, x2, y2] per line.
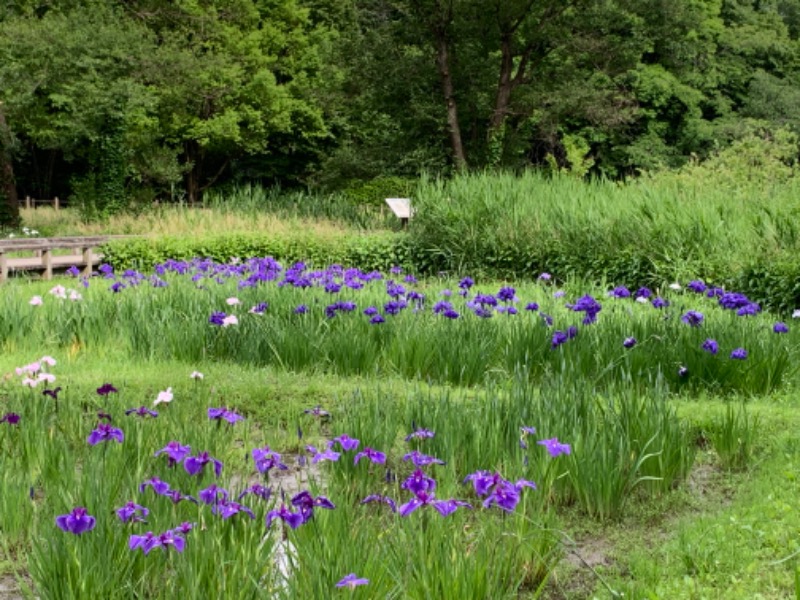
[0, 257, 798, 597]
[1, 260, 796, 392]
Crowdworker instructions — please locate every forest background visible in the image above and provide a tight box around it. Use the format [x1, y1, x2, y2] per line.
[2, 0, 800, 224]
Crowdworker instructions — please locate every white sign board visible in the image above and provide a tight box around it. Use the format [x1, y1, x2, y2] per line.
[385, 198, 413, 220]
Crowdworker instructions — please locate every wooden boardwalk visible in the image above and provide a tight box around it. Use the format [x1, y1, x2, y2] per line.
[0, 236, 132, 281]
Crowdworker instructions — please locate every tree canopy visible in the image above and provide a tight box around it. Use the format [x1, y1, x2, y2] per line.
[1, 0, 800, 221]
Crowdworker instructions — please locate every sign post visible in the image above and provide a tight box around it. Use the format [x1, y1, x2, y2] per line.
[384, 198, 413, 228]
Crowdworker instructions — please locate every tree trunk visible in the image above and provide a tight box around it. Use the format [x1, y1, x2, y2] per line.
[184, 140, 202, 205]
[435, 35, 467, 170]
[0, 106, 20, 227]
[488, 35, 515, 138]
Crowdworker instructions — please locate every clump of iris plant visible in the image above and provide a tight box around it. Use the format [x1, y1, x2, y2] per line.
[56, 507, 96, 535]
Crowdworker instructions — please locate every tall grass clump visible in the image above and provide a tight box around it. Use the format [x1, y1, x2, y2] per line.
[410, 170, 800, 311]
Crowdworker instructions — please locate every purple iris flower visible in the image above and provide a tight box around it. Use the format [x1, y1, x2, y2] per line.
[125, 406, 159, 418]
[139, 477, 171, 496]
[209, 311, 226, 326]
[354, 448, 387, 465]
[56, 507, 96, 535]
[651, 297, 669, 309]
[336, 574, 369, 590]
[635, 287, 653, 299]
[443, 308, 460, 319]
[464, 470, 503, 496]
[405, 428, 435, 441]
[363, 306, 379, 317]
[184, 451, 223, 477]
[551, 330, 569, 349]
[154, 441, 191, 467]
[164, 490, 198, 505]
[497, 287, 517, 302]
[211, 501, 256, 520]
[198, 484, 229, 505]
[401, 469, 436, 495]
[398, 490, 471, 517]
[252, 446, 288, 474]
[519, 425, 536, 449]
[116, 502, 149, 523]
[130, 529, 185, 554]
[208, 407, 245, 424]
[538, 437, 571, 457]
[87, 422, 124, 445]
[736, 303, 761, 316]
[331, 434, 360, 452]
[304, 406, 330, 418]
[96, 383, 118, 396]
[370, 315, 386, 324]
[361, 494, 397, 512]
[719, 292, 750, 309]
[569, 295, 602, 324]
[538, 272, 552, 281]
[730, 348, 748, 360]
[774, 322, 789, 333]
[291, 491, 336, 522]
[623, 337, 637, 349]
[681, 311, 704, 327]
[609, 286, 631, 298]
[402, 450, 445, 467]
[266, 505, 305, 529]
[702, 339, 719, 355]
[458, 277, 474, 290]
[0, 412, 20, 425]
[525, 302, 540, 311]
[42, 387, 62, 400]
[305, 444, 341, 464]
[482, 481, 524, 512]
[678, 365, 689, 378]
[687, 280, 706, 293]
[237, 484, 272, 502]
[294, 304, 309, 314]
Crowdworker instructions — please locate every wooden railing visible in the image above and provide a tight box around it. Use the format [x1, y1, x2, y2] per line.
[19, 196, 62, 210]
[0, 236, 130, 282]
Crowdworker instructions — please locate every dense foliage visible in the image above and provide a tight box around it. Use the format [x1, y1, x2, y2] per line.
[3, 0, 800, 216]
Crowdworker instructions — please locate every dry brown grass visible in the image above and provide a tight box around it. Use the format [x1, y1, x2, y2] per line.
[21, 207, 356, 239]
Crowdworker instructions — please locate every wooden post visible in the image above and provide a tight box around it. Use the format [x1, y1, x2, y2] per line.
[0, 251, 7, 283]
[42, 248, 53, 280]
[82, 246, 92, 277]
[25, 195, 31, 209]
[54, 196, 60, 211]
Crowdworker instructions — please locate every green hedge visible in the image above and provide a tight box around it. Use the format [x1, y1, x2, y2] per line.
[100, 232, 419, 274]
